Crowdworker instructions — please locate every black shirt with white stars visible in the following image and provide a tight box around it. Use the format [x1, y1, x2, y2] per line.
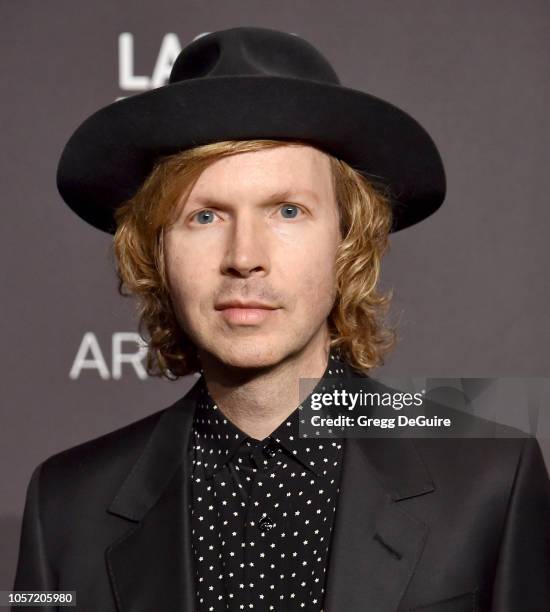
[189, 348, 350, 611]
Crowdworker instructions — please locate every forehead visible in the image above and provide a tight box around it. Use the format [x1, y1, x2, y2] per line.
[186, 144, 333, 203]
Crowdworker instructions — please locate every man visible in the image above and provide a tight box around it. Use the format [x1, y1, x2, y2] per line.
[14, 26, 550, 611]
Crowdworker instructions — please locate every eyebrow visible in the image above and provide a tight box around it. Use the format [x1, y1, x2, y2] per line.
[189, 188, 320, 208]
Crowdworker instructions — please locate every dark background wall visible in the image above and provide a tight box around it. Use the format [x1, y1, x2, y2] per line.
[2, 0, 549, 589]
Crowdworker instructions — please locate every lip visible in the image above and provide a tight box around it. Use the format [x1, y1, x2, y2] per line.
[215, 301, 280, 325]
[215, 300, 278, 310]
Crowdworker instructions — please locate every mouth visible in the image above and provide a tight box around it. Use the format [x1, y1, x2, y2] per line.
[215, 300, 278, 310]
[215, 301, 280, 325]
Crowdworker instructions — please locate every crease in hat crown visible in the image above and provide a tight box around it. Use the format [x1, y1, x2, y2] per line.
[168, 27, 341, 85]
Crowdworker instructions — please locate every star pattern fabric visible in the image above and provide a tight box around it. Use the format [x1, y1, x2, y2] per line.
[189, 348, 351, 611]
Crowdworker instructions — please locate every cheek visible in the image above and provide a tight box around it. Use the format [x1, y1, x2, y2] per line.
[280, 234, 338, 307]
[165, 242, 207, 314]
[302, 258, 337, 304]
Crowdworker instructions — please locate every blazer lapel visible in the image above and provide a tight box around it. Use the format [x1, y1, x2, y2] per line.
[105, 379, 201, 612]
[323, 369, 435, 612]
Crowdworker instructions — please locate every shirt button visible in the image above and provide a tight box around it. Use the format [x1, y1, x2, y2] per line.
[258, 516, 275, 532]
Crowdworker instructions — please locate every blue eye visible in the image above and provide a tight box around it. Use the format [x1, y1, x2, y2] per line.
[280, 204, 300, 218]
[194, 210, 215, 224]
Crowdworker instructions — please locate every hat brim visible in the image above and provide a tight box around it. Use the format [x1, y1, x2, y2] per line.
[56, 75, 446, 234]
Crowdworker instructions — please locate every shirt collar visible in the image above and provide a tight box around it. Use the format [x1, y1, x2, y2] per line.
[192, 346, 352, 479]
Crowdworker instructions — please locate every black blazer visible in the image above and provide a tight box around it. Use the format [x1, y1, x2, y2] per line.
[13, 372, 550, 611]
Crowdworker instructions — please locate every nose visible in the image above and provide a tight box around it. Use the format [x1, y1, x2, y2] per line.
[220, 212, 270, 278]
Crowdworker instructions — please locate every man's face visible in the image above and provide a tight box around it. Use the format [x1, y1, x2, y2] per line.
[163, 144, 341, 370]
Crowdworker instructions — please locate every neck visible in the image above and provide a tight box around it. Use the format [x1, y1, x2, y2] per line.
[197, 330, 331, 440]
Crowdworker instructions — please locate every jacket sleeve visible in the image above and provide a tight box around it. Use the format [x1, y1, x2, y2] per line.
[491, 436, 550, 610]
[12, 462, 57, 611]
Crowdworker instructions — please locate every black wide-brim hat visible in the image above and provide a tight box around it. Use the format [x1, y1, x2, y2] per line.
[56, 26, 446, 234]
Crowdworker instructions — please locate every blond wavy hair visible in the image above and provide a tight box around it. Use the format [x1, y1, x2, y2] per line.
[112, 139, 398, 379]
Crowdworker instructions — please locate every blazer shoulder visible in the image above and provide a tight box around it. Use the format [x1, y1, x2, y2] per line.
[35, 380, 200, 499]
[42, 405, 165, 475]
[356, 371, 542, 485]
[410, 435, 548, 514]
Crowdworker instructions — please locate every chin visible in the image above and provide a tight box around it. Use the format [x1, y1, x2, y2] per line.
[203, 336, 293, 371]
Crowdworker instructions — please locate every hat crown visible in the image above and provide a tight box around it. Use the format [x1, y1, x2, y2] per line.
[169, 26, 341, 85]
